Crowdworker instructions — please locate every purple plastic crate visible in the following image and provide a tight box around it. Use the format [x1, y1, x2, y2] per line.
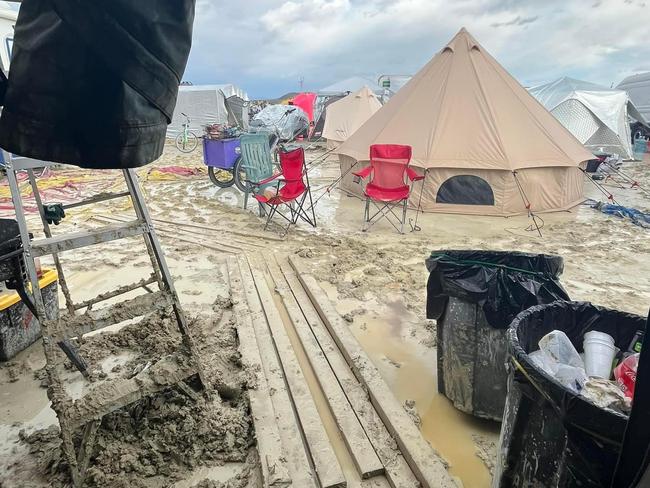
[203, 138, 240, 169]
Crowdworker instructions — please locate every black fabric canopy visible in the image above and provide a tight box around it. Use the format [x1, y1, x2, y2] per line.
[0, 0, 195, 169]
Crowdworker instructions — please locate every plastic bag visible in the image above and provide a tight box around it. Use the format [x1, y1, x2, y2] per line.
[529, 330, 588, 393]
[614, 353, 639, 399]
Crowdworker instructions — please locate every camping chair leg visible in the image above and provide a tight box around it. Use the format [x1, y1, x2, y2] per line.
[401, 199, 407, 234]
[263, 205, 277, 231]
[258, 202, 265, 217]
[243, 183, 249, 210]
[363, 197, 370, 231]
[304, 165, 317, 227]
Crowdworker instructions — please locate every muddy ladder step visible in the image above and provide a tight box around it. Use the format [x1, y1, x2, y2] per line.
[66, 353, 198, 429]
[51, 290, 172, 342]
[30, 220, 147, 257]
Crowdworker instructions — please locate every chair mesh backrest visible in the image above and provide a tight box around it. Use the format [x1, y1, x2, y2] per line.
[279, 147, 306, 199]
[240, 133, 274, 183]
[369, 144, 412, 189]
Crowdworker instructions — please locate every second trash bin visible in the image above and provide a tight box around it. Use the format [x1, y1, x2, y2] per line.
[426, 250, 570, 420]
[494, 301, 647, 488]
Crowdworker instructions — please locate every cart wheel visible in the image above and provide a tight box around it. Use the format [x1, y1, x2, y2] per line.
[208, 167, 235, 188]
[233, 157, 249, 193]
[175, 132, 199, 153]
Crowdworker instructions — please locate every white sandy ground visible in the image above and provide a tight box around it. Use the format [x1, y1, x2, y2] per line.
[0, 145, 649, 487]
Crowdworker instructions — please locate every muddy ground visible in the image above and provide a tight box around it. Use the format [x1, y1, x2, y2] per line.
[0, 144, 649, 487]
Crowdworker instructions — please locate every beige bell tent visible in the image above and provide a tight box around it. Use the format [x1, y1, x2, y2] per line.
[337, 28, 594, 216]
[322, 86, 382, 149]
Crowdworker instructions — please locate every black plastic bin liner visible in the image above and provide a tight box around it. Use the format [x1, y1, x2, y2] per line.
[426, 250, 569, 328]
[494, 301, 647, 488]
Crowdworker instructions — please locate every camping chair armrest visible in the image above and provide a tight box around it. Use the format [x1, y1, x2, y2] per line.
[406, 167, 424, 181]
[257, 173, 283, 186]
[352, 166, 373, 179]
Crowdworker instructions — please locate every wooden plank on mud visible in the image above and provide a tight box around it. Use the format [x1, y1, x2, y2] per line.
[277, 257, 420, 488]
[244, 256, 346, 488]
[236, 256, 319, 488]
[266, 256, 385, 480]
[226, 257, 291, 487]
[289, 256, 457, 488]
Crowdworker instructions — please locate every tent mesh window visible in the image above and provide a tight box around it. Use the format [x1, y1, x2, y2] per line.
[436, 175, 495, 205]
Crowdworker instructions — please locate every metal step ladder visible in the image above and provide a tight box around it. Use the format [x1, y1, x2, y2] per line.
[2, 152, 205, 487]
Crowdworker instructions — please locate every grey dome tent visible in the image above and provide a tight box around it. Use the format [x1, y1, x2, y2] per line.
[529, 77, 647, 159]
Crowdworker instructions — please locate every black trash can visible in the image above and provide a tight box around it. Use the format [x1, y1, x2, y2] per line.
[426, 250, 569, 421]
[494, 301, 647, 488]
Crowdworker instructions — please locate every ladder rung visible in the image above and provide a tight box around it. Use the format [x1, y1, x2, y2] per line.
[31, 221, 146, 257]
[52, 291, 171, 341]
[62, 191, 131, 210]
[6, 156, 54, 171]
[66, 354, 196, 429]
[73, 276, 158, 311]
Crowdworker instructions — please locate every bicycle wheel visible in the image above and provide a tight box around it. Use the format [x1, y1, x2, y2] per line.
[175, 132, 199, 153]
[233, 157, 249, 193]
[208, 166, 235, 188]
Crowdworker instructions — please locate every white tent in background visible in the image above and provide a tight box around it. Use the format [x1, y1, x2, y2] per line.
[529, 77, 646, 159]
[617, 72, 650, 139]
[167, 84, 250, 138]
[322, 86, 382, 149]
[318, 76, 384, 97]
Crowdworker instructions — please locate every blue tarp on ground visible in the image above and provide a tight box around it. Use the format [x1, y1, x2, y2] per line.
[592, 201, 650, 228]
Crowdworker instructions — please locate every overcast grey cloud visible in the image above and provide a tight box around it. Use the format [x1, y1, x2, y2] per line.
[184, 0, 650, 98]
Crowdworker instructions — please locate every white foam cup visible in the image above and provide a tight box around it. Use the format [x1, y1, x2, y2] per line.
[583, 331, 616, 379]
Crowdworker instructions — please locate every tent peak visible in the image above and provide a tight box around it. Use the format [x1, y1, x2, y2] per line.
[444, 28, 481, 53]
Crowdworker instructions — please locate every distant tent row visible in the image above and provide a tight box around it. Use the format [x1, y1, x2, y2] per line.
[336, 29, 594, 216]
[529, 77, 647, 160]
[168, 84, 250, 138]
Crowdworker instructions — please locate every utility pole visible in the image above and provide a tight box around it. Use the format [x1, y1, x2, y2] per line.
[299, 76, 304, 91]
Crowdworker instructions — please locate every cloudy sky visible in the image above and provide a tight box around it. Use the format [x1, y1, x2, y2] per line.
[185, 0, 649, 99]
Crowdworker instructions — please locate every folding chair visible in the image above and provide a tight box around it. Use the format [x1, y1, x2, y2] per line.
[353, 144, 423, 233]
[239, 133, 276, 214]
[253, 147, 316, 235]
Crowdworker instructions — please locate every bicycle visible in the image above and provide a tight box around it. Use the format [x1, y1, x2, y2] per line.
[175, 112, 199, 153]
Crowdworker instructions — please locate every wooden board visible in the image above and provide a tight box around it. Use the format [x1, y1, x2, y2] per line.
[226, 257, 291, 487]
[237, 256, 319, 488]
[277, 257, 420, 488]
[289, 256, 457, 488]
[244, 256, 346, 488]
[266, 256, 384, 480]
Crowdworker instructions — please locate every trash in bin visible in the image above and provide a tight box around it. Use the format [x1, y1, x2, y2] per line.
[583, 330, 617, 379]
[581, 378, 630, 413]
[529, 330, 588, 393]
[614, 353, 639, 399]
[426, 250, 570, 421]
[494, 301, 647, 488]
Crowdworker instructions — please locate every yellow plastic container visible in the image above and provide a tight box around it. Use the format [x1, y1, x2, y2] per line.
[0, 268, 59, 361]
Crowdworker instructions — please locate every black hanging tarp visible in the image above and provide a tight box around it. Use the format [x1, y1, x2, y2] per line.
[0, 0, 195, 169]
[426, 250, 570, 328]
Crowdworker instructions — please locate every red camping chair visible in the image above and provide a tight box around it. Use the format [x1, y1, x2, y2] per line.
[353, 144, 423, 233]
[253, 146, 316, 235]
